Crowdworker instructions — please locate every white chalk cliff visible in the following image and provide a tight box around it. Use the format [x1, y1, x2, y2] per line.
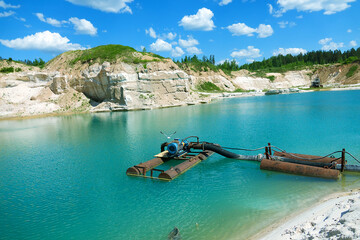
[1, 49, 359, 119]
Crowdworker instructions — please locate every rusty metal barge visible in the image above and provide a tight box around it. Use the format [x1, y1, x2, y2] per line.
[126, 136, 360, 181]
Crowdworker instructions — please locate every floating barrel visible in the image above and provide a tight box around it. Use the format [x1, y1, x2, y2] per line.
[260, 159, 340, 179]
[126, 158, 165, 176]
[159, 151, 213, 180]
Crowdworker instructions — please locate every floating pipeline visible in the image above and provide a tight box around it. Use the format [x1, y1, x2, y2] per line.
[260, 159, 340, 179]
[273, 151, 342, 164]
[126, 136, 360, 181]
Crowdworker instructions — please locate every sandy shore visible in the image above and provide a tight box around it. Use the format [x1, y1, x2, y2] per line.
[257, 189, 360, 240]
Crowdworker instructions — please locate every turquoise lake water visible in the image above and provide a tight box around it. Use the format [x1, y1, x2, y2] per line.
[1, 90, 360, 240]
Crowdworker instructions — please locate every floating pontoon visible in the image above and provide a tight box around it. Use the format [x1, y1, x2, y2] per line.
[126, 136, 360, 181]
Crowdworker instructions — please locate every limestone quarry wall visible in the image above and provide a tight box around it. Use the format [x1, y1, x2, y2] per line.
[1, 59, 359, 118]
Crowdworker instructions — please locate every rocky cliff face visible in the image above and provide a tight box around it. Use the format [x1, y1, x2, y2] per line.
[1, 55, 359, 119]
[314, 63, 360, 86]
[0, 58, 206, 117]
[55, 59, 204, 110]
[230, 70, 311, 90]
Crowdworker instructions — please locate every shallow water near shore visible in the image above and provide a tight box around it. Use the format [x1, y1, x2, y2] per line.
[1, 90, 360, 240]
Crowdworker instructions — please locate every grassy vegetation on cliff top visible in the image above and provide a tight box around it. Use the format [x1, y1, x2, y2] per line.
[69, 44, 165, 65]
[346, 65, 358, 78]
[0, 66, 22, 73]
[196, 81, 221, 92]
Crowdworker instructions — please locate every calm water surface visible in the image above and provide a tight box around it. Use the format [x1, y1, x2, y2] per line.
[1, 90, 360, 240]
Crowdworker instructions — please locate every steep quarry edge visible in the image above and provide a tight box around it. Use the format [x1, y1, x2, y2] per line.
[1, 54, 360, 119]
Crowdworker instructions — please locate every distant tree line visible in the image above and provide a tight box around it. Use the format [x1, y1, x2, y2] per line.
[240, 47, 360, 71]
[0, 56, 46, 68]
[173, 55, 220, 73]
[174, 47, 360, 73]
[20, 58, 46, 68]
[174, 55, 216, 65]
[173, 54, 240, 74]
[217, 59, 241, 71]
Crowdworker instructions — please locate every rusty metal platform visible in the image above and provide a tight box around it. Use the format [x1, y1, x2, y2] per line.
[126, 145, 214, 181]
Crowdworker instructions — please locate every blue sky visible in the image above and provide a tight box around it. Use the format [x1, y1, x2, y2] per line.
[0, 0, 359, 64]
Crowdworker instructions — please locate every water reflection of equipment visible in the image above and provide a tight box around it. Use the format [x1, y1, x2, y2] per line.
[126, 136, 360, 181]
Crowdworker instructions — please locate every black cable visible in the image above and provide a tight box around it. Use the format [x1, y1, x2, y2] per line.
[346, 151, 360, 164]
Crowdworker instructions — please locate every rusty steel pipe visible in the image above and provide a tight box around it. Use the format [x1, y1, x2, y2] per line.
[126, 158, 166, 176]
[273, 151, 342, 164]
[158, 151, 214, 180]
[271, 156, 335, 168]
[260, 159, 340, 179]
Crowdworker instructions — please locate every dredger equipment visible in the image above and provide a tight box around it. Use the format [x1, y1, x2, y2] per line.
[126, 136, 360, 181]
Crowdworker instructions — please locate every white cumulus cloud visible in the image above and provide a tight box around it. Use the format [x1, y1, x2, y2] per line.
[319, 37, 332, 45]
[0, 1, 20, 20]
[15, 16, 25, 22]
[319, 38, 344, 50]
[186, 46, 202, 55]
[35, 14, 97, 36]
[166, 32, 177, 41]
[227, 23, 273, 38]
[269, 5, 286, 17]
[0, 31, 85, 52]
[179, 8, 215, 31]
[347, 29, 352, 33]
[227, 23, 256, 36]
[179, 35, 199, 48]
[219, 0, 232, 6]
[145, 27, 157, 38]
[171, 47, 185, 57]
[0, 1, 20, 9]
[257, 24, 274, 38]
[0, 10, 14, 17]
[350, 40, 357, 47]
[268, 3, 274, 14]
[277, 0, 356, 15]
[230, 46, 262, 61]
[150, 39, 172, 52]
[66, 0, 133, 13]
[273, 48, 307, 56]
[69, 17, 97, 36]
[278, 21, 296, 28]
[150, 39, 187, 57]
[322, 42, 344, 50]
[35, 13, 64, 27]
[178, 36, 202, 55]
[146, 29, 178, 41]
